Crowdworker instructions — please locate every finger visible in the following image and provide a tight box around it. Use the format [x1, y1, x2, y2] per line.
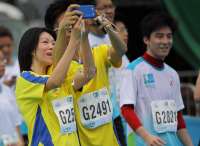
[158, 138, 166, 145]
[67, 4, 80, 12]
[74, 15, 82, 27]
[68, 15, 79, 21]
[98, 24, 104, 30]
[68, 10, 83, 17]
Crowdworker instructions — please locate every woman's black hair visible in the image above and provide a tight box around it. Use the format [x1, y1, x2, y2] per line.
[18, 27, 56, 72]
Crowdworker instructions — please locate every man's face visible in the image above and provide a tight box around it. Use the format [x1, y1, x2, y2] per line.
[115, 21, 128, 44]
[95, 0, 115, 23]
[54, 12, 71, 43]
[144, 26, 173, 60]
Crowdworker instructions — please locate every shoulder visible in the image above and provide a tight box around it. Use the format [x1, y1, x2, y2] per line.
[126, 57, 145, 71]
[20, 71, 49, 85]
[164, 63, 179, 78]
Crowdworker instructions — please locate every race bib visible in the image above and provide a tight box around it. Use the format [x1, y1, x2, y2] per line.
[78, 87, 113, 129]
[1, 132, 20, 146]
[151, 100, 177, 133]
[52, 96, 76, 134]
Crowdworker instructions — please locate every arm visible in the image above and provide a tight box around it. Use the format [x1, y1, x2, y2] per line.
[72, 22, 95, 91]
[45, 16, 83, 91]
[121, 104, 166, 146]
[176, 111, 193, 146]
[16, 126, 25, 146]
[177, 129, 193, 146]
[194, 72, 200, 101]
[52, 4, 82, 67]
[94, 16, 127, 64]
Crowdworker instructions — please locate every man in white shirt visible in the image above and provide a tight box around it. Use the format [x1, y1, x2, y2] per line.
[120, 12, 193, 146]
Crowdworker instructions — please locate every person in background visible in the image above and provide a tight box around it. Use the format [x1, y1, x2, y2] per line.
[0, 26, 27, 146]
[120, 12, 193, 146]
[0, 49, 24, 146]
[79, 0, 127, 145]
[113, 13, 130, 145]
[0, 26, 20, 93]
[194, 72, 200, 101]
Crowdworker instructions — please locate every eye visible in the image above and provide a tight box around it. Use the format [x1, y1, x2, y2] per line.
[43, 41, 48, 43]
[157, 35, 162, 38]
[52, 42, 55, 46]
[167, 35, 172, 39]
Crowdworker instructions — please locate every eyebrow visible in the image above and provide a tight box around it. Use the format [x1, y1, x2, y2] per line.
[40, 38, 55, 42]
[156, 33, 172, 35]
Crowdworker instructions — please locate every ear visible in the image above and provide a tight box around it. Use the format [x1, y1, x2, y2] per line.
[143, 36, 149, 46]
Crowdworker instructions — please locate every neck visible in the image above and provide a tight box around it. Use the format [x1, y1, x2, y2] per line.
[90, 27, 105, 37]
[142, 52, 164, 69]
[30, 61, 48, 75]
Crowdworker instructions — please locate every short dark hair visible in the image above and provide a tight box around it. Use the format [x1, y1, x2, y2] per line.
[140, 11, 179, 39]
[79, 0, 113, 6]
[79, 0, 97, 6]
[45, 0, 75, 30]
[0, 26, 13, 40]
[18, 27, 56, 72]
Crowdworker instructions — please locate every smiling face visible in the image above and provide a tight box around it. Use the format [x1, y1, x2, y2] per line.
[143, 26, 173, 60]
[95, 0, 115, 23]
[32, 32, 55, 67]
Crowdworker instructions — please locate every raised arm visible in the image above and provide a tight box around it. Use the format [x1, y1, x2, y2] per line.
[52, 4, 82, 67]
[94, 16, 128, 64]
[45, 16, 83, 91]
[72, 21, 95, 91]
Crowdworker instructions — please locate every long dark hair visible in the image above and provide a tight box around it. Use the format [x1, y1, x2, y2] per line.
[18, 27, 56, 72]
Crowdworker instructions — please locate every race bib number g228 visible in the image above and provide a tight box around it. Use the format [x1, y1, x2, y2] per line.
[151, 100, 177, 133]
[52, 96, 76, 134]
[78, 87, 113, 129]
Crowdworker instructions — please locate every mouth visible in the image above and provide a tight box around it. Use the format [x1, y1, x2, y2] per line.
[47, 53, 52, 57]
[160, 47, 169, 51]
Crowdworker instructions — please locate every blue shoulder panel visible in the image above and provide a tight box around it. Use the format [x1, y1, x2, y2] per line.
[20, 72, 49, 85]
[31, 105, 54, 146]
[126, 57, 144, 71]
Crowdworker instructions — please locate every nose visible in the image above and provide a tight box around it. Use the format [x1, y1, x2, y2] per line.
[162, 36, 168, 44]
[49, 44, 54, 50]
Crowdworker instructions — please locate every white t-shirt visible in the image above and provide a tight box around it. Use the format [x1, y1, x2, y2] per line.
[1, 58, 20, 93]
[0, 82, 21, 136]
[120, 57, 184, 145]
[88, 33, 111, 48]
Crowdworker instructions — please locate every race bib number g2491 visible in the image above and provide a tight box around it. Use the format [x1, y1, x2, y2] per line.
[151, 100, 177, 133]
[52, 96, 76, 134]
[78, 87, 113, 129]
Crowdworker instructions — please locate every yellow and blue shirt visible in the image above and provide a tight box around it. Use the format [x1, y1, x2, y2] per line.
[67, 45, 122, 146]
[16, 71, 79, 146]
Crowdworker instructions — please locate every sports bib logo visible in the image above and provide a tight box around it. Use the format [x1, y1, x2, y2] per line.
[93, 92, 99, 99]
[143, 74, 156, 89]
[67, 97, 72, 103]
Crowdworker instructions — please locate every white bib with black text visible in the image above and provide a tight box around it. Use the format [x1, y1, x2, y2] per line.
[52, 96, 76, 134]
[78, 87, 113, 129]
[151, 100, 177, 133]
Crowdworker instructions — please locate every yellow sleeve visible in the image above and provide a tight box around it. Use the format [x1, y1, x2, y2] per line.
[94, 44, 122, 68]
[16, 71, 49, 100]
[62, 76, 82, 100]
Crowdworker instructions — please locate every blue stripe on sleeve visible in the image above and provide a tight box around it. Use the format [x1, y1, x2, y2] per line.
[31, 105, 54, 146]
[20, 72, 49, 85]
[126, 57, 144, 71]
